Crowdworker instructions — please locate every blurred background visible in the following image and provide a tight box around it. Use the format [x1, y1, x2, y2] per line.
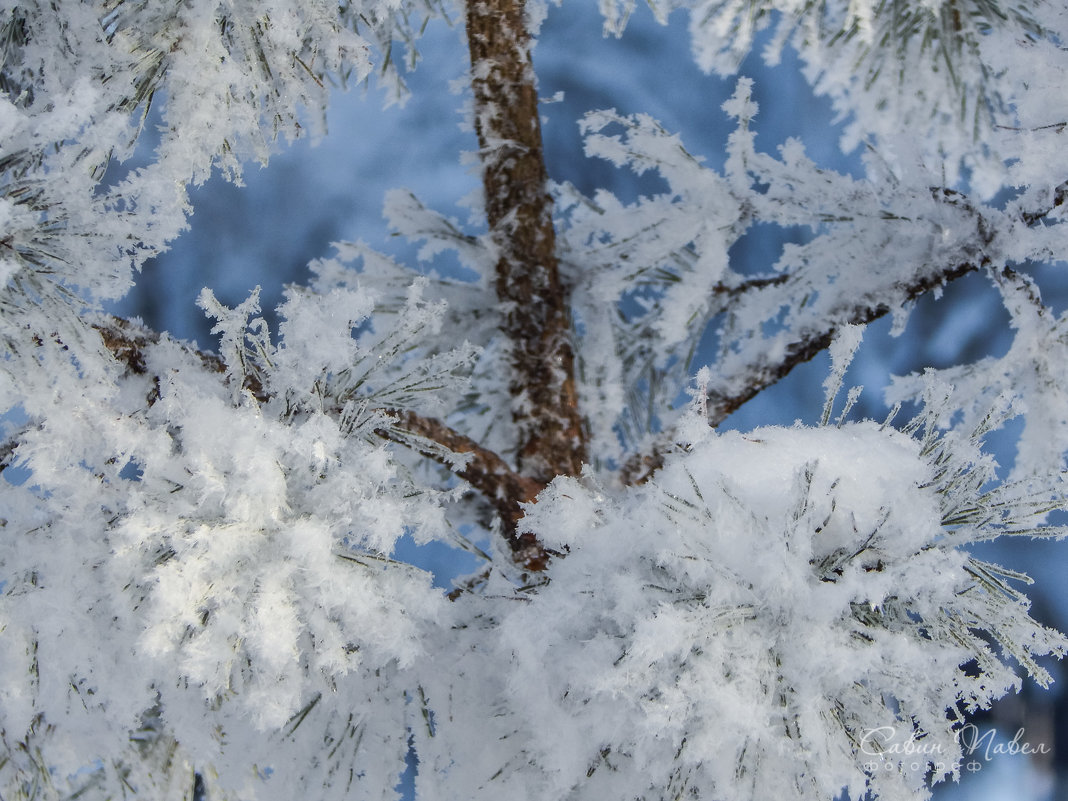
[109, 4, 1068, 799]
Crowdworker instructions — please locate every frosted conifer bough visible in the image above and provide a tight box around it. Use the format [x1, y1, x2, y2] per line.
[600, 0, 1067, 193]
[481, 404, 1068, 801]
[4, 0, 1068, 799]
[0, 285, 465, 800]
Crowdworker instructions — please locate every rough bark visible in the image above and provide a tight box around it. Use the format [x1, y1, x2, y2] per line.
[465, 0, 587, 485]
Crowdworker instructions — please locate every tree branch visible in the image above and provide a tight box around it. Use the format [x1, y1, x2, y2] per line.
[704, 260, 981, 426]
[93, 317, 553, 570]
[95, 316, 260, 400]
[374, 409, 549, 570]
[621, 182, 1068, 485]
[0, 429, 21, 474]
[1020, 181, 1068, 226]
[619, 258, 980, 484]
[101, 0, 596, 574]
[466, 0, 586, 485]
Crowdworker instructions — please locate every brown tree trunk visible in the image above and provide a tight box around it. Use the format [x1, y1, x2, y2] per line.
[465, 0, 587, 486]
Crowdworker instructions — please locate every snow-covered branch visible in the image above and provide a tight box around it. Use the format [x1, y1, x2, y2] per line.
[93, 315, 551, 569]
[704, 257, 981, 426]
[466, 0, 587, 484]
[5, 1, 1068, 799]
[374, 409, 549, 569]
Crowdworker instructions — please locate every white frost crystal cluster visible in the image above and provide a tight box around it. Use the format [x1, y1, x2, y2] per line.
[2, 0, 1068, 799]
[487, 415, 1066, 801]
[601, 0, 1068, 193]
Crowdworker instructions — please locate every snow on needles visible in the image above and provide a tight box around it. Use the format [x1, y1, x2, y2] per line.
[3, 1, 1068, 800]
[466, 415, 1067, 801]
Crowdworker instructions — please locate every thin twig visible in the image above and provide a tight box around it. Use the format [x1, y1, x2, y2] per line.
[374, 409, 549, 570]
[620, 180, 1068, 485]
